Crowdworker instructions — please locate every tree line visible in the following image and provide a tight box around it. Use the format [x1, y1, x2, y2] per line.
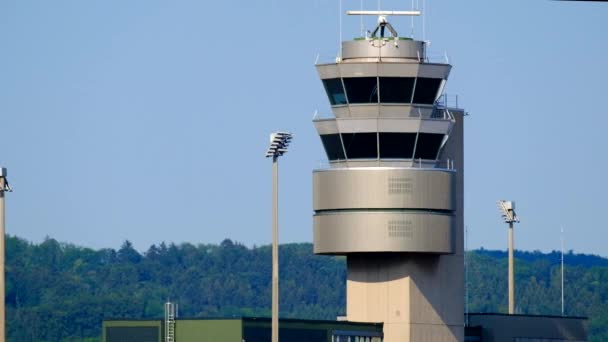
[5, 235, 608, 341]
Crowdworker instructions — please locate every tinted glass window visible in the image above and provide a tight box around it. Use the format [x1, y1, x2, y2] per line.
[244, 327, 326, 342]
[322, 78, 347, 105]
[379, 77, 415, 103]
[343, 77, 379, 104]
[414, 133, 445, 159]
[320, 134, 345, 161]
[341, 133, 378, 159]
[379, 133, 417, 159]
[413, 78, 442, 104]
[107, 327, 159, 342]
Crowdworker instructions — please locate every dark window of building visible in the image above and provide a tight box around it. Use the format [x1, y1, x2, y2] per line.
[379, 77, 415, 103]
[244, 327, 327, 342]
[414, 133, 445, 159]
[106, 327, 159, 342]
[343, 77, 379, 104]
[341, 133, 378, 159]
[320, 134, 345, 161]
[379, 133, 417, 159]
[322, 78, 347, 105]
[413, 77, 442, 104]
[465, 325, 482, 342]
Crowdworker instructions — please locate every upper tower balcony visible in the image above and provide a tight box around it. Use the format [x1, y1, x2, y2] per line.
[316, 35, 451, 120]
[313, 12, 461, 170]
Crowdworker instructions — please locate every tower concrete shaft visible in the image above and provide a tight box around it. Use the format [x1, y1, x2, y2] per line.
[313, 28, 465, 342]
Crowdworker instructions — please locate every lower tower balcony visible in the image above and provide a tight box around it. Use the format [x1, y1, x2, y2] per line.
[313, 167, 455, 255]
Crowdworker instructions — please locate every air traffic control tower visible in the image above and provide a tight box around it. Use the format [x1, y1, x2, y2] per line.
[313, 11, 465, 342]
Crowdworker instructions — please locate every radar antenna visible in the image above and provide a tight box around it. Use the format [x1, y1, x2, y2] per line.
[347, 10, 421, 43]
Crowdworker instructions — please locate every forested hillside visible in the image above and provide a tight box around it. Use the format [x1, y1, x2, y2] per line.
[5, 236, 608, 341]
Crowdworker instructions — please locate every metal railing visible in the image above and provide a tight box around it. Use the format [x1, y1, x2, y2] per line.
[424, 51, 450, 64]
[435, 94, 460, 109]
[430, 107, 455, 121]
[315, 158, 456, 170]
[312, 110, 335, 121]
[315, 53, 342, 65]
[314, 108, 454, 121]
[315, 49, 449, 65]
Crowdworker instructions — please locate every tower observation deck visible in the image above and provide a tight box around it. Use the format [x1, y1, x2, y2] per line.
[313, 12, 465, 342]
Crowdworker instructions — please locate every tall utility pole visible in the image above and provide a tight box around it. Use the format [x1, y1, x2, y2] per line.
[271, 156, 279, 342]
[561, 226, 565, 316]
[265, 132, 292, 342]
[0, 168, 11, 342]
[465, 225, 469, 326]
[497, 200, 519, 315]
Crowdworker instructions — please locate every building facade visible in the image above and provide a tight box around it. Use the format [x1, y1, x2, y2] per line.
[103, 317, 383, 342]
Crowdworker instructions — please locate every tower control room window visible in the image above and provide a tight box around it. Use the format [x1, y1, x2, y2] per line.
[320, 134, 346, 161]
[379, 77, 415, 103]
[322, 78, 348, 105]
[412, 77, 443, 104]
[343, 77, 379, 104]
[414, 133, 445, 159]
[379, 133, 417, 159]
[341, 133, 378, 159]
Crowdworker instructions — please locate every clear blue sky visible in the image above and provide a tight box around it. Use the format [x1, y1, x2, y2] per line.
[1, 0, 607, 256]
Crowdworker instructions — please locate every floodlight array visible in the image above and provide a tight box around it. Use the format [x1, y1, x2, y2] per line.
[497, 200, 519, 223]
[0, 168, 11, 192]
[266, 132, 293, 158]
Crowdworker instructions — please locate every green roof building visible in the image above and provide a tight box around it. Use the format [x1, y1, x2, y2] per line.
[103, 317, 384, 342]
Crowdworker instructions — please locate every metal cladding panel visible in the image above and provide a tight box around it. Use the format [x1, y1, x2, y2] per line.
[342, 40, 425, 60]
[313, 119, 339, 135]
[314, 117, 428, 135]
[417, 64, 452, 79]
[378, 105, 415, 118]
[175, 319, 243, 341]
[332, 106, 350, 118]
[339, 63, 379, 78]
[378, 63, 419, 77]
[316, 64, 340, 79]
[377, 118, 421, 132]
[348, 104, 380, 118]
[317, 61, 450, 80]
[313, 168, 455, 211]
[313, 211, 453, 254]
[318, 62, 450, 80]
[336, 119, 378, 133]
[419, 120, 453, 134]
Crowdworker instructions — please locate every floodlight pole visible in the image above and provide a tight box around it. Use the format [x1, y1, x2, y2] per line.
[508, 221, 514, 315]
[561, 226, 564, 316]
[266, 132, 292, 342]
[0, 168, 10, 342]
[271, 155, 279, 342]
[498, 200, 518, 315]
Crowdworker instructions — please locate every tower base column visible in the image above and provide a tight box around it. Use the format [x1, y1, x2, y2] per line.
[346, 254, 464, 342]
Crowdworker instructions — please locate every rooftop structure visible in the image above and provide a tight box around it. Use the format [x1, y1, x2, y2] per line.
[466, 313, 587, 342]
[102, 317, 383, 342]
[102, 315, 587, 342]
